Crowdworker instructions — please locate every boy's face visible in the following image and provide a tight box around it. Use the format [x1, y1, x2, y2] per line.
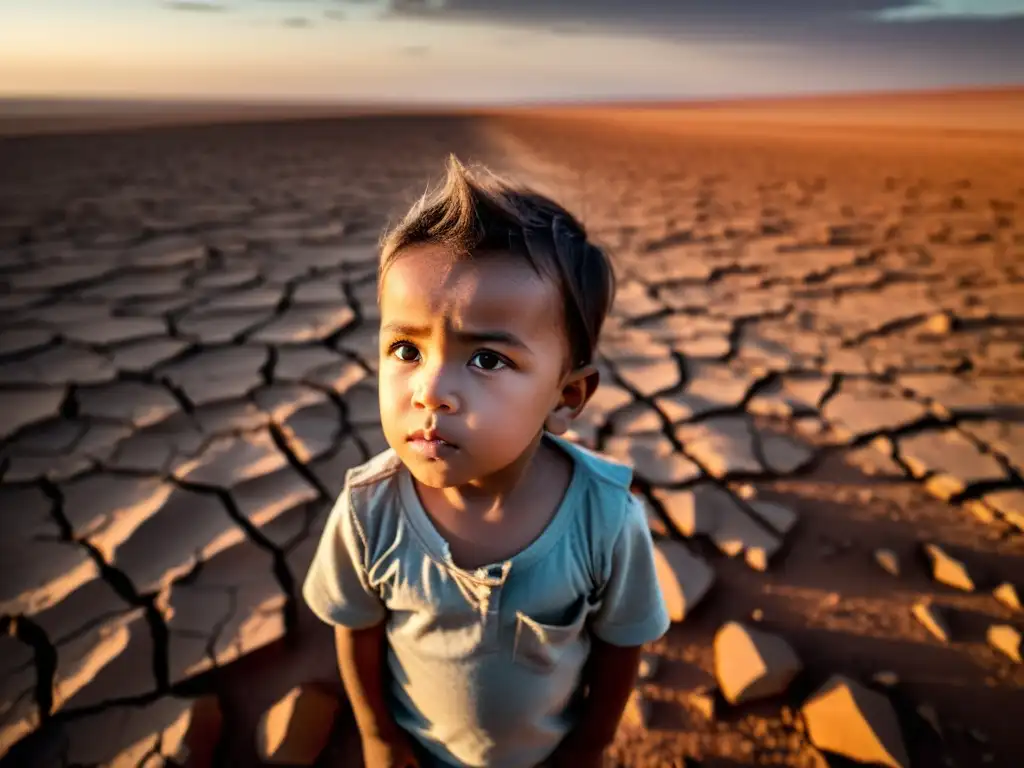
[377, 244, 590, 489]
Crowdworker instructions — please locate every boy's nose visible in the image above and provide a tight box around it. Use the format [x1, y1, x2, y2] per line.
[412, 367, 460, 413]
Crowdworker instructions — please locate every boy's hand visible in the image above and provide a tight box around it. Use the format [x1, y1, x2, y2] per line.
[361, 734, 420, 768]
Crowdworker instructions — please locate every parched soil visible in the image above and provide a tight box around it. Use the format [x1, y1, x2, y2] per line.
[1, 91, 1022, 767]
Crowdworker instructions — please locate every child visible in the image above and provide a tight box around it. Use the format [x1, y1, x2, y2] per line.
[303, 155, 670, 768]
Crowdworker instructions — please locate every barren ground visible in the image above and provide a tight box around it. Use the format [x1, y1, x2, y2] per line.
[1, 89, 1023, 767]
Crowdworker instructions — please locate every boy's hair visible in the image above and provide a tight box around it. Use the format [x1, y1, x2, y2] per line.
[377, 155, 616, 372]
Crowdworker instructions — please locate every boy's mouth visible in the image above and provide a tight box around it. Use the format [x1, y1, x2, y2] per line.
[406, 428, 458, 459]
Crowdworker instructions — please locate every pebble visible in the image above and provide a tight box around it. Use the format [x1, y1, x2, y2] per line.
[924, 312, 954, 335]
[638, 652, 660, 681]
[687, 685, 718, 721]
[994, 582, 1021, 612]
[987, 624, 1022, 663]
[872, 671, 900, 688]
[922, 543, 976, 592]
[714, 621, 803, 705]
[913, 600, 952, 643]
[874, 548, 901, 577]
[736, 483, 757, 499]
[802, 675, 908, 768]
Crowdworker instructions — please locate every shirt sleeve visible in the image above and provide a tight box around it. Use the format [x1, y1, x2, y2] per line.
[590, 493, 671, 647]
[302, 480, 388, 630]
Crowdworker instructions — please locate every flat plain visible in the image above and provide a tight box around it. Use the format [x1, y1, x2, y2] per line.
[1, 88, 1022, 767]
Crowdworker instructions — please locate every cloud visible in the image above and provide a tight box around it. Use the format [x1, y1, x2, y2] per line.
[324, 9, 347, 21]
[399, 44, 431, 56]
[874, 0, 1024, 20]
[282, 16, 313, 27]
[163, 0, 227, 11]
[379, 0, 1024, 32]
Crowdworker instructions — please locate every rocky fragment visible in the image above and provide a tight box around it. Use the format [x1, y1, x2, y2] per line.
[53, 696, 195, 768]
[76, 380, 180, 427]
[987, 625, 1022, 663]
[653, 540, 715, 622]
[899, 430, 1007, 500]
[279, 400, 344, 463]
[675, 416, 764, 478]
[687, 685, 718, 721]
[111, 487, 239, 595]
[693, 483, 782, 566]
[713, 621, 802, 705]
[620, 689, 651, 731]
[0, 387, 66, 440]
[60, 474, 174, 561]
[980, 489, 1024, 532]
[747, 374, 831, 418]
[922, 543, 976, 592]
[822, 386, 927, 441]
[62, 612, 156, 711]
[650, 486, 716, 537]
[872, 671, 900, 688]
[604, 434, 702, 486]
[654, 359, 756, 422]
[613, 355, 681, 397]
[157, 345, 266, 407]
[912, 600, 951, 643]
[108, 336, 189, 373]
[899, 373, 1024, 420]
[251, 304, 355, 344]
[874, 549, 901, 578]
[746, 500, 798, 536]
[0, 536, 99, 618]
[802, 675, 909, 768]
[166, 537, 287, 685]
[257, 685, 340, 765]
[994, 582, 1021, 612]
[922, 311, 954, 335]
[757, 431, 817, 474]
[638, 653, 660, 681]
[172, 428, 290, 489]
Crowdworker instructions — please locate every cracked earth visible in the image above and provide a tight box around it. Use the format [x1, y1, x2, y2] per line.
[1, 97, 1023, 767]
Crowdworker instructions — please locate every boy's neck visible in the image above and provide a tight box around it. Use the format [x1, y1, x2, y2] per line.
[413, 433, 574, 570]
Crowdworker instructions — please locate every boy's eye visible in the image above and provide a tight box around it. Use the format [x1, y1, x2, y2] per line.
[392, 343, 420, 362]
[470, 351, 507, 371]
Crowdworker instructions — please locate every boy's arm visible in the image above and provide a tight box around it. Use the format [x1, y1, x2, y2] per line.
[549, 492, 670, 766]
[551, 638, 643, 762]
[335, 622, 401, 742]
[335, 623, 419, 767]
[302, 484, 417, 766]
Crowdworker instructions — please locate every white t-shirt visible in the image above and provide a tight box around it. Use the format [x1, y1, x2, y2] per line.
[302, 434, 670, 768]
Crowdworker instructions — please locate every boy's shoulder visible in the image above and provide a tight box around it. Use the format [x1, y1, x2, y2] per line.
[336, 436, 640, 543]
[550, 434, 633, 492]
[345, 446, 405, 490]
[547, 434, 642, 534]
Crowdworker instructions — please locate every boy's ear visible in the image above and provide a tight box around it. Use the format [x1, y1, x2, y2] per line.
[545, 364, 600, 435]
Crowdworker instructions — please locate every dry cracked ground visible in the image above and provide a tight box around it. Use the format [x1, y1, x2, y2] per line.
[1, 97, 1023, 767]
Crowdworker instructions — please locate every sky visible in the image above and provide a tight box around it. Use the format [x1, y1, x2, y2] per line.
[1, 0, 1023, 104]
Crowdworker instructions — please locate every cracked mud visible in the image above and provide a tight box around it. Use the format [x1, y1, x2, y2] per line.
[1, 101, 1023, 766]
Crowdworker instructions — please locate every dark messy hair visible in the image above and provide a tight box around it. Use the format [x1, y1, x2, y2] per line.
[377, 155, 616, 371]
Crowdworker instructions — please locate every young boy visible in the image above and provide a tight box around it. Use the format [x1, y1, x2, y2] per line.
[303, 156, 670, 768]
